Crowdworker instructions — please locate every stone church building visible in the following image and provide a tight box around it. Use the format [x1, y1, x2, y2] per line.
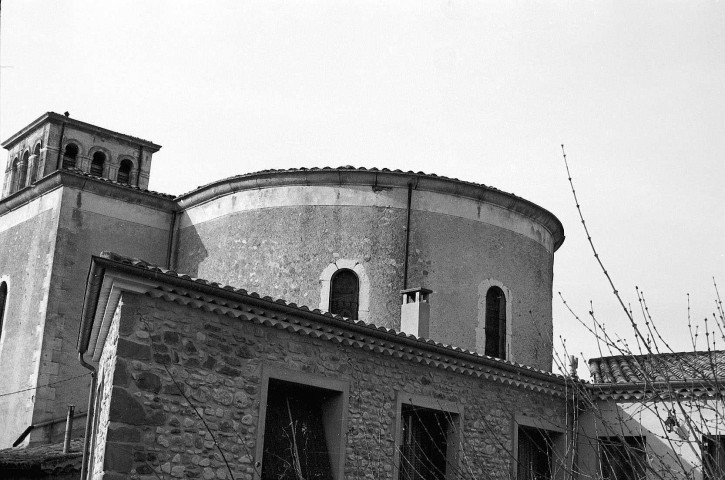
[0, 113, 718, 480]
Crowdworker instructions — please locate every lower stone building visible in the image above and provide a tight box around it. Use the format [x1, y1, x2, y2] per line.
[77, 253, 574, 480]
[580, 352, 725, 480]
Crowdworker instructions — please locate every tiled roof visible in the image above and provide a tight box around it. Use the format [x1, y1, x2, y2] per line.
[589, 351, 725, 385]
[96, 252, 567, 385]
[61, 167, 175, 199]
[0, 439, 82, 474]
[185, 165, 517, 199]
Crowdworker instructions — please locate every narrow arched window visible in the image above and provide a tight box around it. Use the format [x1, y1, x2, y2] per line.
[329, 269, 359, 319]
[485, 286, 506, 358]
[9, 158, 19, 193]
[90, 152, 105, 177]
[63, 144, 79, 169]
[17, 151, 29, 190]
[117, 159, 133, 184]
[0, 282, 7, 343]
[30, 143, 41, 183]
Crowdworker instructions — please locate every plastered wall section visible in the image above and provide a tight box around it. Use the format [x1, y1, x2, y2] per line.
[0, 188, 62, 447]
[176, 185, 555, 370]
[93, 291, 569, 480]
[30, 186, 171, 444]
[578, 399, 723, 480]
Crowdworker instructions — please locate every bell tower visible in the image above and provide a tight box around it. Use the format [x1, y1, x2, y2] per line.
[1, 112, 161, 198]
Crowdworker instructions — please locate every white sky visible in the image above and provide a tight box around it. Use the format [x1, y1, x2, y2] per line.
[2, 1, 724, 377]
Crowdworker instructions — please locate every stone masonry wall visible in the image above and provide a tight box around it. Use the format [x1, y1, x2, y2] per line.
[97, 291, 569, 480]
[92, 299, 123, 479]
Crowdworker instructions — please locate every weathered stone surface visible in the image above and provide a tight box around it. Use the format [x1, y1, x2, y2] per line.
[109, 387, 147, 425]
[104, 442, 134, 473]
[113, 359, 130, 387]
[163, 331, 181, 345]
[107, 426, 141, 443]
[136, 372, 162, 393]
[93, 291, 568, 480]
[117, 338, 152, 361]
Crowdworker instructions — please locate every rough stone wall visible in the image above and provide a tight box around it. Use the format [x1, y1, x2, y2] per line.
[177, 193, 554, 370]
[91, 299, 123, 479]
[0, 190, 62, 447]
[30, 186, 171, 444]
[97, 291, 568, 480]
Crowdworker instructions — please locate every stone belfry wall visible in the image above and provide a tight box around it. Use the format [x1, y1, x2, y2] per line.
[1, 112, 161, 199]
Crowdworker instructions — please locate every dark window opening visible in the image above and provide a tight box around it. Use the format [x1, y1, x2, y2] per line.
[117, 160, 133, 184]
[9, 158, 19, 193]
[599, 436, 647, 480]
[703, 436, 725, 480]
[17, 151, 29, 191]
[262, 379, 341, 480]
[518, 426, 554, 480]
[30, 143, 41, 183]
[63, 144, 79, 169]
[485, 286, 506, 358]
[0, 282, 7, 342]
[400, 404, 455, 480]
[329, 269, 359, 319]
[90, 152, 105, 177]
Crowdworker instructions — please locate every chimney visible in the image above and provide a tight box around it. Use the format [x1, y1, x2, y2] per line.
[400, 287, 432, 338]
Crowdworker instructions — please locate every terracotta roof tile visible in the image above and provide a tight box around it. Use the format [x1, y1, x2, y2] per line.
[0, 439, 82, 472]
[589, 351, 725, 385]
[184, 165, 511, 198]
[62, 167, 175, 199]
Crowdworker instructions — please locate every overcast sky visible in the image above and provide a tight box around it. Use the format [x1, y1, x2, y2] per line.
[2, 1, 724, 377]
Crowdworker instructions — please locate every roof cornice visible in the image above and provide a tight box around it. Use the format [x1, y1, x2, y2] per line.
[78, 253, 576, 396]
[1, 112, 161, 151]
[588, 381, 725, 401]
[175, 167, 565, 251]
[0, 169, 176, 216]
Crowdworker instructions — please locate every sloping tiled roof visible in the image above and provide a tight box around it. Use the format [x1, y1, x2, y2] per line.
[61, 167, 175, 199]
[92, 252, 569, 387]
[185, 165, 515, 197]
[589, 351, 725, 385]
[0, 439, 82, 476]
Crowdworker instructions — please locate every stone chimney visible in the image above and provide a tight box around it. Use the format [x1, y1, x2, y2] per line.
[400, 287, 432, 338]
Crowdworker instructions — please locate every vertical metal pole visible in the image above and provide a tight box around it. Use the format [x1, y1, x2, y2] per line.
[63, 405, 75, 453]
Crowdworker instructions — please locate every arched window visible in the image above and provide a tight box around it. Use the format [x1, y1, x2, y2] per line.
[329, 269, 359, 319]
[0, 282, 7, 343]
[9, 157, 19, 193]
[30, 143, 41, 183]
[17, 151, 29, 190]
[485, 286, 506, 358]
[117, 159, 133, 184]
[63, 144, 79, 169]
[90, 152, 105, 177]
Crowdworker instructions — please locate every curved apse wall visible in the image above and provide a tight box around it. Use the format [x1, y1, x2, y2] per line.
[174, 168, 564, 372]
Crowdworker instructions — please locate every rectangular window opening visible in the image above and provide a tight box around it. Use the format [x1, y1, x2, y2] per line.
[517, 426, 557, 480]
[399, 404, 457, 480]
[703, 435, 725, 480]
[598, 436, 647, 480]
[261, 378, 343, 480]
